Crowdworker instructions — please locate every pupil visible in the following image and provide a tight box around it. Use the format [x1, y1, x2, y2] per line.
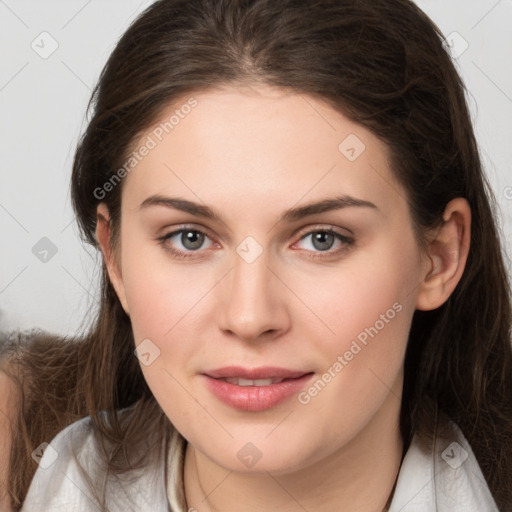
[313, 232, 334, 251]
[182, 231, 204, 250]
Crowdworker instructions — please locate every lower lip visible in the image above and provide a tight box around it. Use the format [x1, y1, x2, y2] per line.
[203, 373, 314, 411]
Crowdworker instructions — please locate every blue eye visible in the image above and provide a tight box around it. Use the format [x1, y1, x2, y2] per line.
[158, 227, 214, 259]
[173, 230, 208, 250]
[294, 229, 354, 256]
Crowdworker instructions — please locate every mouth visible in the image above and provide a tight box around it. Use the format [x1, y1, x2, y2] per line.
[202, 366, 314, 411]
[203, 366, 310, 381]
[215, 376, 292, 386]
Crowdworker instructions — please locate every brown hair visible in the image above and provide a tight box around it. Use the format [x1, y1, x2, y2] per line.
[1, 330, 87, 510]
[6, 0, 512, 510]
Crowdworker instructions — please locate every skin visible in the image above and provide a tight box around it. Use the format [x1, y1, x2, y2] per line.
[96, 84, 471, 512]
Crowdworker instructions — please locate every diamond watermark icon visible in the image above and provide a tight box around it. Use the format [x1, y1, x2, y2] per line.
[237, 442, 263, 468]
[441, 441, 468, 469]
[443, 31, 469, 59]
[135, 338, 161, 366]
[31, 31, 59, 59]
[31, 442, 58, 469]
[236, 236, 263, 264]
[338, 133, 366, 161]
[32, 237, 58, 263]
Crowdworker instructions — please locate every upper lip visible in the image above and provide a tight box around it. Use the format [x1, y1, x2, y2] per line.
[203, 366, 311, 380]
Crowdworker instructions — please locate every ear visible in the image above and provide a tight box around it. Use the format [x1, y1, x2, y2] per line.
[415, 198, 471, 311]
[95, 203, 130, 315]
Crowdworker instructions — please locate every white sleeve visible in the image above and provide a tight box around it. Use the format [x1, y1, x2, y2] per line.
[21, 417, 101, 512]
[20, 415, 172, 511]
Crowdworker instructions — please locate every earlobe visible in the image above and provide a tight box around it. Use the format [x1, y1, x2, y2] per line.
[95, 203, 130, 315]
[415, 198, 471, 311]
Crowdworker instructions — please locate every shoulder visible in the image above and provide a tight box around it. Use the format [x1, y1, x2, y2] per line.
[389, 419, 499, 512]
[21, 415, 170, 512]
[21, 417, 100, 511]
[432, 421, 499, 511]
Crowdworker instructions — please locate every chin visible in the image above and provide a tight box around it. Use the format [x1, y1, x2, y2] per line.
[199, 436, 317, 475]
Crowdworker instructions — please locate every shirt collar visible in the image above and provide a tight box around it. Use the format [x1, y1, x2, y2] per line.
[388, 420, 499, 511]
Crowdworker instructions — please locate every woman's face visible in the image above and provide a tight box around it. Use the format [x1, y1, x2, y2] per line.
[106, 84, 431, 473]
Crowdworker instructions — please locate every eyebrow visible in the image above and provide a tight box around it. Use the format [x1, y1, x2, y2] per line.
[139, 194, 378, 223]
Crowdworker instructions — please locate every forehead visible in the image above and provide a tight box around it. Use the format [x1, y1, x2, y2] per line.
[121, 85, 405, 220]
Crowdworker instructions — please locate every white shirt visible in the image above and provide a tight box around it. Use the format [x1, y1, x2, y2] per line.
[21, 415, 500, 511]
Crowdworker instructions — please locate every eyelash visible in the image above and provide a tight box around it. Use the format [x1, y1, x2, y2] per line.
[157, 224, 354, 260]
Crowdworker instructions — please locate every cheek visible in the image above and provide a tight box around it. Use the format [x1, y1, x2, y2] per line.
[118, 235, 220, 395]
[302, 244, 417, 349]
[293, 238, 418, 419]
[119, 244, 208, 414]
[119, 233, 203, 339]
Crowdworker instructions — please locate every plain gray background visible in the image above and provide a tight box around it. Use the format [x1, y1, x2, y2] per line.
[1, 0, 511, 336]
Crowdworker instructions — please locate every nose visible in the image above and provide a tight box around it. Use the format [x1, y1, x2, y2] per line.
[217, 246, 290, 342]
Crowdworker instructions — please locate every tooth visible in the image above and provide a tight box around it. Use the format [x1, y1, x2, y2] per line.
[219, 377, 286, 386]
[254, 379, 273, 386]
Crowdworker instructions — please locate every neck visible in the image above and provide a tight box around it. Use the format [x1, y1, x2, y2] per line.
[183, 384, 404, 512]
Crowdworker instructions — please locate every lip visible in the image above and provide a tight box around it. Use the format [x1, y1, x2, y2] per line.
[202, 366, 314, 411]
